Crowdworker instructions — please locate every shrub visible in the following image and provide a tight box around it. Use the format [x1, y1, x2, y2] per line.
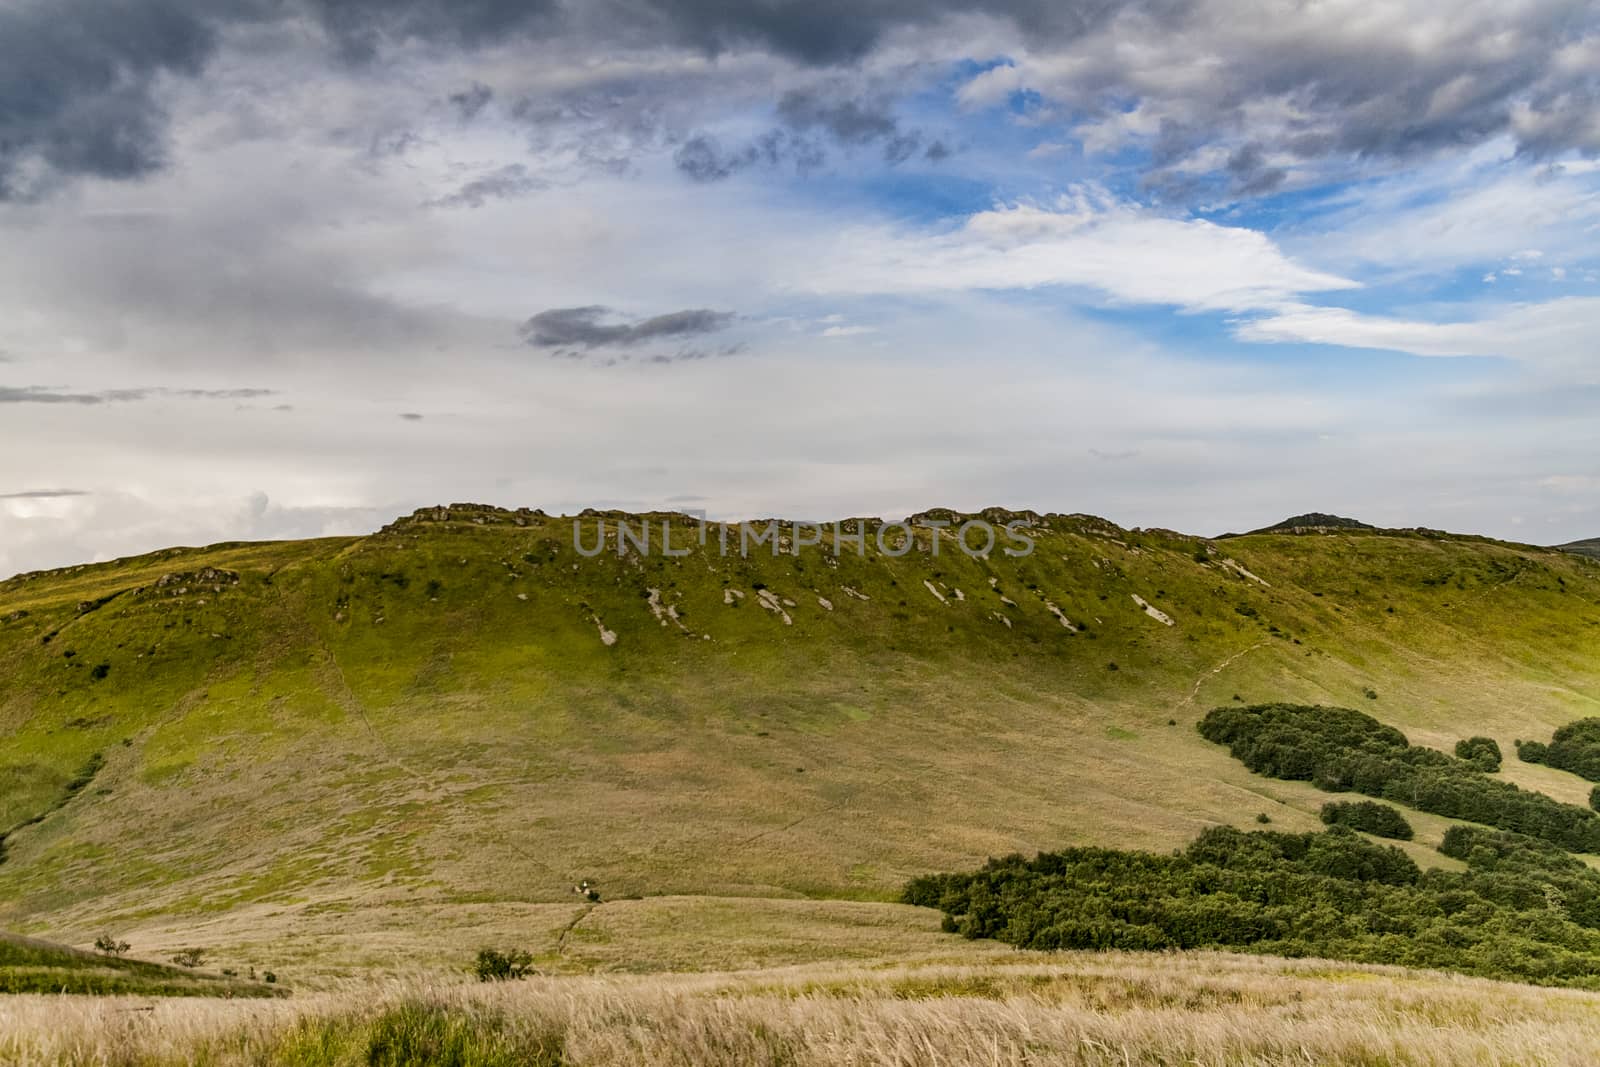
[1518, 740, 1550, 764]
[1455, 737, 1503, 772]
[170, 948, 206, 968]
[473, 947, 536, 982]
[93, 934, 129, 957]
[89, 662, 110, 681]
[1591, 785, 1600, 813]
[1319, 800, 1413, 840]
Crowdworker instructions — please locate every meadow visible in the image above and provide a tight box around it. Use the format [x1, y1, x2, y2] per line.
[10, 951, 1600, 1067]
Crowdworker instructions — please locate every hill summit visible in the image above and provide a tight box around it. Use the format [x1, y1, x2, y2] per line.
[1560, 538, 1600, 562]
[1249, 513, 1376, 534]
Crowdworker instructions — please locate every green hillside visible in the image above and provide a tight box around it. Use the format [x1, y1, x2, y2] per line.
[2, 505, 1599, 976]
[0, 931, 279, 996]
[1561, 539, 1600, 562]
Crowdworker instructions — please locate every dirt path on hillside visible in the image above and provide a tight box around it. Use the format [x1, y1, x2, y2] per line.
[1177, 642, 1270, 712]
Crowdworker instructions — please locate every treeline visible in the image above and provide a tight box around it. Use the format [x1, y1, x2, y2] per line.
[906, 824, 1600, 987]
[1518, 719, 1600, 781]
[1198, 705, 1600, 853]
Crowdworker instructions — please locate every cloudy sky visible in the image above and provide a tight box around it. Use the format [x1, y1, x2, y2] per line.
[2, 0, 1598, 575]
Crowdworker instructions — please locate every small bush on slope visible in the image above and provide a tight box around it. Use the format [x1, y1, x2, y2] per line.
[1455, 736, 1502, 772]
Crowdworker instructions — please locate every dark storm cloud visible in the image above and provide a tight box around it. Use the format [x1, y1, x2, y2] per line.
[0, 489, 91, 499]
[448, 82, 495, 121]
[3, 0, 1597, 200]
[596, 0, 1188, 66]
[0, 0, 230, 199]
[519, 306, 735, 349]
[0, 386, 276, 405]
[674, 130, 823, 182]
[676, 88, 948, 181]
[1225, 143, 1287, 197]
[300, 0, 561, 63]
[426, 163, 546, 208]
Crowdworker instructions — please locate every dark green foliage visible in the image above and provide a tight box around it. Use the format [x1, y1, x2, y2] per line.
[908, 824, 1600, 986]
[473, 947, 535, 981]
[1523, 719, 1600, 782]
[1591, 785, 1600, 813]
[89, 662, 110, 681]
[1199, 705, 1600, 853]
[1455, 736, 1503, 772]
[1320, 800, 1413, 840]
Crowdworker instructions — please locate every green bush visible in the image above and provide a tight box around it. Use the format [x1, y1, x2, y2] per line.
[473, 947, 535, 982]
[1518, 740, 1550, 764]
[1455, 737, 1502, 772]
[1320, 800, 1413, 840]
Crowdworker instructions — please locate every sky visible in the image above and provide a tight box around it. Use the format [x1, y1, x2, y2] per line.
[1, 0, 1598, 576]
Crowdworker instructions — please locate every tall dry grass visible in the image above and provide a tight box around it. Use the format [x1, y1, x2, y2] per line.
[5, 951, 1600, 1066]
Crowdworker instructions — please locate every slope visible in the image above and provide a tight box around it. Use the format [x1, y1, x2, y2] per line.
[1, 505, 1598, 974]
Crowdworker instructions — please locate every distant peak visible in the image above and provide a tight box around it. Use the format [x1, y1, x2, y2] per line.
[1252, 513, 1375, 534]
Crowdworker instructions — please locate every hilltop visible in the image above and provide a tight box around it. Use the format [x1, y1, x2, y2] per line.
[2, 504, 1599, 977]
[1245, 512, 1376, 534]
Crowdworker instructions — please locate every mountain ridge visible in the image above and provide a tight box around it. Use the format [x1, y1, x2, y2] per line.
[2, 503, 1598, 975]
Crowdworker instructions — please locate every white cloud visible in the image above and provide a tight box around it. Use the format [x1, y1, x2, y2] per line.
[1236, 297, 1600, 381]
[799, 187, 1357, 312]
[1293, 155, 1600, 278]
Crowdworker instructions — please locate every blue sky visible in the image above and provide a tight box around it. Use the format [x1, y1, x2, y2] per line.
[0, 0, 1597, 573]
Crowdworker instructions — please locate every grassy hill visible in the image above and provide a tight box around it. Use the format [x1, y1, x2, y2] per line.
[1561, 538, 1600, 562]
[0, 930, 278, 996]
[2, 504, 1599, 977]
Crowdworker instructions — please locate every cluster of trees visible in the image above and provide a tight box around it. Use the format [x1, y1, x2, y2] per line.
[1198, 705, 1600, 853]
[906, 824, 1600, 986]
[1518, 719, 1600, 781]
[1320, 800, 1413, 840]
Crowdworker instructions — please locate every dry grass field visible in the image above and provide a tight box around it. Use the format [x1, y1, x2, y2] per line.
[8, 951, 1600, 1067]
